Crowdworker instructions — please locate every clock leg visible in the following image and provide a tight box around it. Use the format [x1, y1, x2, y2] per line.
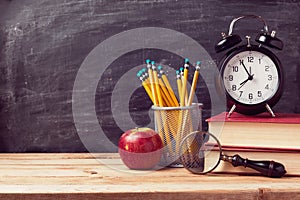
[227, 104, 236, 118]
[265, 103, 275, 117]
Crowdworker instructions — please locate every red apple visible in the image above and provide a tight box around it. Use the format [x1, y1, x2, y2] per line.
[118, 127, 163, 170]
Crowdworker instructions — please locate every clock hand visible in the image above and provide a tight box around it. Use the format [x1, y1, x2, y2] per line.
[238, 78, 249, 90]
[241, 61, 252, 77]
[240, 78, 249, 85]
[238, 74, 254, 90]
[249, 66, 254, 79]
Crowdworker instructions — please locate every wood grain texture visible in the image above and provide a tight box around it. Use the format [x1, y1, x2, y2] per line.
[0, 0, 299, 152]
[0, 153, 300, 200]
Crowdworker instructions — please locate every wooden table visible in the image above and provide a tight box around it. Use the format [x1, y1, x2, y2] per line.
[0, 153, 300, 200]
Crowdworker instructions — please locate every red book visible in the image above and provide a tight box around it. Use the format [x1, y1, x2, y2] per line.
[207, 112, 300, 124]
[206, 112, 300, 150]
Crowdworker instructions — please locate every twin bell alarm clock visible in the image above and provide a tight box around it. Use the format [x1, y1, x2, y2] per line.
[215, 15, 284, 117]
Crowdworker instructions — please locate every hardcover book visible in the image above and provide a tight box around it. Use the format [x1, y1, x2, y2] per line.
[206, 112, 300, 149]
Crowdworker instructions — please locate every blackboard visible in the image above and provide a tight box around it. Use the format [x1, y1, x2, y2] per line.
[0, 0, 299, 152]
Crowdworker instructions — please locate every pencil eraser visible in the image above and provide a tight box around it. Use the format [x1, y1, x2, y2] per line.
[196, 61, 201, 65]
[137, 71, 141, 77]
[185, 58, 189, 63]
[146, 59, 151, 64]
[151, 61, 155, 65]
[176, 70, 180, 75]
[180, 67, 184, 71]
[157, 65, 162, 70]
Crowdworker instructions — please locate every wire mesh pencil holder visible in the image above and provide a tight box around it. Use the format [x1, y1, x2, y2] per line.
[152, 103, 203, 167]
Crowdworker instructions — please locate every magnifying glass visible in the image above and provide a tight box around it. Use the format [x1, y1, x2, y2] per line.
[179, 131, 286, 178]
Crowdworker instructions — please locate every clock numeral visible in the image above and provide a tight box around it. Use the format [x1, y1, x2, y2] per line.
[228, 75, 233, 81]
[232, 66, 238, 72]
[265, 66, 270, 72]
[258, 91, 262, 97]
[239, 91, 243, 98]
[268, 75, 272, 81]
[249, 93, 253, 100]
[265, 84, 269, 89]
[232, 85, 237, 91]
[247, 56, 254, 63]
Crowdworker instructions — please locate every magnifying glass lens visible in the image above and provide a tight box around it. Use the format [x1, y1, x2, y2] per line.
[179, 132, 221, 174]
[180, 132, 286, 178]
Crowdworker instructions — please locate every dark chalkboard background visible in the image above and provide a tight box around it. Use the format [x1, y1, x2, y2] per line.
[0, 0, 299, 152]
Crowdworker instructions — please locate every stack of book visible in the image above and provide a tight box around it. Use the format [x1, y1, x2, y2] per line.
[206, 112, 300, 176]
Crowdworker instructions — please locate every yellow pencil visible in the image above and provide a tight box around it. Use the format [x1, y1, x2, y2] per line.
[157, 70, 179, 144]
[176, 70, 183, 129]
[150, 61, 173, 152]
[178, 59, 192, 155]
[176, 70, 183, 103]
[145, 65, 171, 106]
[180, 67, 184, 94]
[157, 66, 179, 107]
[146, 59, 158, 106]
[181, 61, 202, 155]
[137, 70, 154, 103]
[187, 61, 201, 106]
[141, 68, 152, 88]
[158, 76, 173, 107]
[180, 58, 189, 107]
[151, 61, 164, 107]
[142, 82, 154, 103]
[145, 60, 167, 149]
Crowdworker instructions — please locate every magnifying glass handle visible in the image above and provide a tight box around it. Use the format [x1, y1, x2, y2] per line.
[224, 154, 286, 178]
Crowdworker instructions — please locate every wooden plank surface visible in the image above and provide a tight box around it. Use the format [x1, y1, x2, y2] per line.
[0, 153, 300, 200]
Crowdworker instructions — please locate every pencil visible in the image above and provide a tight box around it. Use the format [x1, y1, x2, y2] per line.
[151, 61, 164, 107]
[156, 66, 179, 146]
[157, 71, 173, 107]
[187, 61, 201, 106]
[145, 60, 168, 150]
[154, 63, 177, 152]
[182, 58, 189, 106]
[157, 65, 179, 107]
[151, 61, 174, 152]
[175, 69, 184, 150]
[141, 68, 152, 90]
[137, 70, 154, 103]
[146, 59, 158, 106]
[176, 70, 183, 105]
[180, 61, 202, 156]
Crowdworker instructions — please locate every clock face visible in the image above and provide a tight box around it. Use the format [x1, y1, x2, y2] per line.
[222, 50, 280, 105]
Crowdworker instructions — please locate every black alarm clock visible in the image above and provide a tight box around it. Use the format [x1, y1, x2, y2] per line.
[215, 15, 284, 117]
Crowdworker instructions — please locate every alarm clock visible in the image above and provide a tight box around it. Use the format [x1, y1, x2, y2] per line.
[215, 15, 284, 117]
